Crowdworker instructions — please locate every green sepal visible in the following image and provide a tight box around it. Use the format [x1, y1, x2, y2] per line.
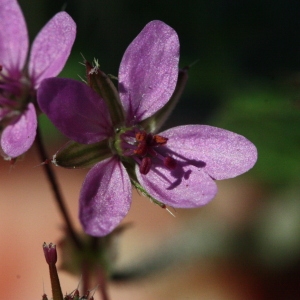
[131, 178, 166, 208]
[139, 67, 189, 133]
[86, 59, 125, 127]
[121, 159, 166, 208]
[53, 139, 111, 169]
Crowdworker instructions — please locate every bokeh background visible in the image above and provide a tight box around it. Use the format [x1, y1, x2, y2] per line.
[1, 0, 300, 299]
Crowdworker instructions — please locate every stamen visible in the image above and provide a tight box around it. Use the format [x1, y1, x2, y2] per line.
[153, 135, 168, 145]
[119, 127, 177, 175]
[140, 157, 152, 174]
[134, 141, 147, 156]
[135, 130, 147, 141]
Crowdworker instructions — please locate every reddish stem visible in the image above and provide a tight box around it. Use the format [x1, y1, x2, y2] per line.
[35, 125, 82, 250]
[98, 268, 110, 300]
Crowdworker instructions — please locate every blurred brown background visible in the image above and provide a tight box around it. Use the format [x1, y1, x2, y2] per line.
[1, 0, 300, 299]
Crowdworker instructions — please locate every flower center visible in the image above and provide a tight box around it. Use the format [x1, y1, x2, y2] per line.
[0, 65, 33, 124]
[0, 66, 21, 98]
[115, 127, 176, 175]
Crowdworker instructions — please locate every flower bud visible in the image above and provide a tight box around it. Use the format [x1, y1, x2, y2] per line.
[43, 242, 57, 265]
[43, 243, 63, 300]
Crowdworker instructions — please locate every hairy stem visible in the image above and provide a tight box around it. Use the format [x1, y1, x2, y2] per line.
[35, 125, 82, 250]
[49, 264, 64, 300]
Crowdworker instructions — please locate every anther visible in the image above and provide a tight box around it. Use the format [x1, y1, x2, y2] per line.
[140, 157, 152, 174]
[153, 135, 168, 145]
[135, 130, 147, 142]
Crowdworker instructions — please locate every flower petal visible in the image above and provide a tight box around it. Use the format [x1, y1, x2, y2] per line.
[79, 157, 132, 236]
[136, 162, 217, 208]
[1, 103, 37, 158]
[0, 0, 28, 74]
[29, 11, 76, 88]
[118, 20, 179, 123]
[37, 78, 113, 144]
[139, 67, 189, 133]
[161, 125, 258, 180]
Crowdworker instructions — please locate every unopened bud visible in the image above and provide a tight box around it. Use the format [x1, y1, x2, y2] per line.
[43, 242, 63, 300]
[43, 242, 57, 265]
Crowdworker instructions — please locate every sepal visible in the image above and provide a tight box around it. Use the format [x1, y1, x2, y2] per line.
[86, 60, 125, 127]
[131, 178, 166, 208]
[53, 139, 111, 169]
[139, 67, 189, 133]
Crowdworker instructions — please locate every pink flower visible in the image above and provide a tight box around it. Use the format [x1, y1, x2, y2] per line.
[0, 0, 76, 158]
[37, 20, 257, 237]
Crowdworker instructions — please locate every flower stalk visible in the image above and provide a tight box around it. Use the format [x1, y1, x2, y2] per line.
[43, 243, 64, 300]
[36, 125, 82, 250]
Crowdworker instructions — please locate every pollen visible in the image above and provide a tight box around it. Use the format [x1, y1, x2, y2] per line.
[153, 135, 168, 145]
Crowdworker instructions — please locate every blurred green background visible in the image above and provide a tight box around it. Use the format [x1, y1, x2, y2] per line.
[17, 0, 300, 298]
[20, 0, 300, 186]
